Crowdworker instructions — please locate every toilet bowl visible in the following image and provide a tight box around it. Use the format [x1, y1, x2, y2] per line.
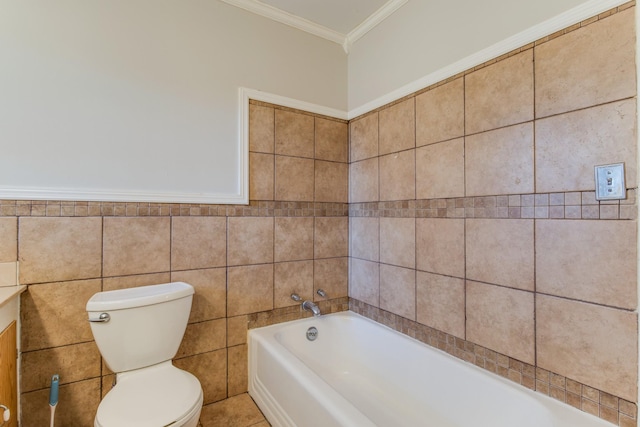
[87, 282, 203, 427]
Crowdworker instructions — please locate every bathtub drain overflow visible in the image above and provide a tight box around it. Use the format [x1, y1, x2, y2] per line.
[306, 326, 318, 341]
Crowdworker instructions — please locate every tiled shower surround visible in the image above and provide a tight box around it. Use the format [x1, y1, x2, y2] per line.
[0, 3, 637, 427]
[348, 3, 638, 426]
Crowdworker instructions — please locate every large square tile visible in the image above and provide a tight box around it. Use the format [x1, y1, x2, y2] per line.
[19, 217, 102, 284]
[315, 160, 348, 203]
[275, 155, 315, 201]
[416, 272, 465, 338]
[274, 217, 313, 262]
[465, 123, 534, 196]
[535, 100, 637, 193]
[537, 294, 637, 401]
[228, 217, 273, 266]
[380, 264, 415, 320]
[275, 109, 314, 158]
[274, 260, 313, 308]
[314, 257, 348, 299]
[380, 217, 415, 269]
[535, 9, 636, 118]
[465, 50, 534, 134]
[349, 258, 379, 307]
[103, 217, 170, 277]
[227, 264, 273, 316]
[416, 218, 464, 278]
[315, 117, 348, 162]
[171, 217, 226, 271]
[536, 220, 636, 309]
[171, 268, 227, 322]
[416, 138, 464, 199]
[314, 217, 348, 259]
[249, 104, 274, 153]
[466, 219, 534, 291]
[249, 152, 274, 201]
[349, 158, 379, 203]
[350, 217, 379, 262]
[175, 349, 227, 405]
[350, 112, 378, 161]
[416, 78, 464, 146]
[466, 281, 534, 364]
[0, 218, 17, 262]
[21, 379, 99, 427]
[379, 98, 415, 155]
[177, 318, 226, 358]
[379, 149, 415, 201]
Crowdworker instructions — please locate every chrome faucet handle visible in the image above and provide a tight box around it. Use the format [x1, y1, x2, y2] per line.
[290, 293, 302, 302]
[316, 289, 327, 298]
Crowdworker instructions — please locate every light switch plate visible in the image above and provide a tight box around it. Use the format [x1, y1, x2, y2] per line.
[595, 163, 626, 200]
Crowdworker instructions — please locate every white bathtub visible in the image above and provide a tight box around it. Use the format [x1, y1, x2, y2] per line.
[249, 311, 614, 427]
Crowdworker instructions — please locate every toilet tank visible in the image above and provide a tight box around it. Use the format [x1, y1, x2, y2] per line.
[86, 282, 194, 373]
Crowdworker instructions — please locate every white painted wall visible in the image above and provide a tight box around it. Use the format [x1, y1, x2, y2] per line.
[347, 0, 606, 113]
[0, 0, 347, 203]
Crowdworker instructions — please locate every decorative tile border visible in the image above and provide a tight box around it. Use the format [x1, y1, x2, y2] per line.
[349, 298, 638, 427]
[0, 199, 349, 218]
[350, 190, 637, 220]
[247, 297, 349, 329]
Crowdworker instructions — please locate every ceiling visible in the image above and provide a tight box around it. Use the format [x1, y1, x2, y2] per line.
[219, 0, 408, 52]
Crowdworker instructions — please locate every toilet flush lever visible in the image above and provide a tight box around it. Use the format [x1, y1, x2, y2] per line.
[88, 313, 111, 323]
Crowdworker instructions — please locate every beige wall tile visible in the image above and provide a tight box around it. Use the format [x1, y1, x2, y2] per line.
[249, 152, 274, 201]
[228, 344, 248, 396]
[103, 217, 170, 277]
[349, 258, 379, 307]
[274, 217, 314, 262]
[275, 155, 315, 201]
[416, 78, 464, 146]
[535, 9, 636, 118]
[465, 122, 534, 196]
[227, 315, 249, 347]
[315, 117, 348, 162]
[21, 342, 101, 393]
[537, 295, 638, 401]
[416, 218, 464, 278]
[275, 109, 314, 158]
[227, 264, 273, 317]
[19, 217, 102, 284]
[536, 100, 637, 193]
[274, 260, 313, 308]
[350, 112, 378, 161]
[350, 217, 379, 262]
[416, 272, 465, 338]
[379, 149, 415, 201]
[416, 138, 464, 199]
[465, 50, 534, 134]
[315, 160, 348, 203]
[175, 349, 227, 404]
[379, 98, 415, 155]
[380, 264, 415, 320]
[171, 217, 226, 271]
[177, 318, 226, 358]
[466, 281, 534, 364]
[102, 272, 171, 291]
[314, 217, 348, 259]
[380, 217, 415, 269]
[0, 218, 17, 262]
[536, 220, 637, 309]
[171, 268, 227, 322]
[228, 217, 274, 266]
[249, 104, 274, 153]
[21, 279, 101, 351]
[466, 219, 534, 291]
[21, 379, 100, 427]
[314, 257, 348, 299]
[350, 157, 379, 203]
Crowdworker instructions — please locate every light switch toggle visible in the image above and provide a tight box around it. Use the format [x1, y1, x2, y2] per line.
[595, 163, 626, 200]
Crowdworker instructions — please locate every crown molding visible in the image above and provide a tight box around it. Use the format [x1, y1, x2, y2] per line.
[220, 0, 407, 53]
[347, 0, 632, 119]
[220, 0, 345, 45]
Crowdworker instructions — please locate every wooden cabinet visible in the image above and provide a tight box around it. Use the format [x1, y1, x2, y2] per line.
[0, 321, 16, 427]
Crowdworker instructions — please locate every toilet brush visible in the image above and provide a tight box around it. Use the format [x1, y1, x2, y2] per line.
[49, 375, 59, 427]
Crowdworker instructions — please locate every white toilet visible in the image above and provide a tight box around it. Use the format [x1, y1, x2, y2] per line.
[86, 282, 203, 427]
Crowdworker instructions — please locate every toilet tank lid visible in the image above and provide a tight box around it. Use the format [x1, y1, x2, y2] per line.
[86, 282, 194, 312]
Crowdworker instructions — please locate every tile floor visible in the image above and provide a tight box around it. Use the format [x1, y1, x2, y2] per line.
[199, 393, 270, 427]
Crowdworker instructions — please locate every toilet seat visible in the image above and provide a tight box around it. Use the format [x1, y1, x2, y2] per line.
[95, 362, 203, 427]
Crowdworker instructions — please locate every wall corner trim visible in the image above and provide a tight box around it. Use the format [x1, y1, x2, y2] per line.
[347, 0, 631, 119]
[239, 87, 348, 121]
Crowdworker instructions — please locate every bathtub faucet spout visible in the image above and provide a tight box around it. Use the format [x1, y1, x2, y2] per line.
[302, 300, 321, 317]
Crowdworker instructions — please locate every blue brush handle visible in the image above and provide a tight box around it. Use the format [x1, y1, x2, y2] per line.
[49, 375, 59, 406]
